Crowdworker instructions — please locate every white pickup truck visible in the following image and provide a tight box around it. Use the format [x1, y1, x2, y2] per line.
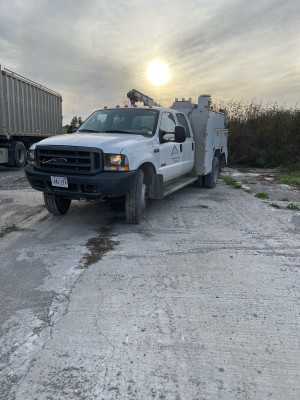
[25, 94, 228, 223]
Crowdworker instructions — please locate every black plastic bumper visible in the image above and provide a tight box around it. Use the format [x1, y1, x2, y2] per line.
[25, 166, 135, 199]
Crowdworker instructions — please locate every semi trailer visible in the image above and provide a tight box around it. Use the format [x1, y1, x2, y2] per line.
[0, 65, 62, 167]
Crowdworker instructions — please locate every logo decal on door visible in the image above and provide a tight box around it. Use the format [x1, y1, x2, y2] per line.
[171, 145, 178, 156]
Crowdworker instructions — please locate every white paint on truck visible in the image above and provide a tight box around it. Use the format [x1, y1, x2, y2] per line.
[25, 94, 228, 223]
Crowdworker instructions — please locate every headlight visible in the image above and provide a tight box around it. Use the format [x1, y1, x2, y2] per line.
[27, 149, 36, 166]
[104, 154, 129, 171]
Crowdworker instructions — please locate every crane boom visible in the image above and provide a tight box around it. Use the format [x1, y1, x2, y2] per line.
[127, 89, 161, 107]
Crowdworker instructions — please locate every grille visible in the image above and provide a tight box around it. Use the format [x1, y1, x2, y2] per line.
[36, 145, 102, 175]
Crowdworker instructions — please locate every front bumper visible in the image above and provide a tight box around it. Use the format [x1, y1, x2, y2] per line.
[25, 166, 135, 199]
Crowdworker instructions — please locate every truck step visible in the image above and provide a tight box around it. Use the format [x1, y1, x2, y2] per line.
[163, 176, 198, 198]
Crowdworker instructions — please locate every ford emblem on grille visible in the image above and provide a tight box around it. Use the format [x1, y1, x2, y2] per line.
[42, 157, 68, 164]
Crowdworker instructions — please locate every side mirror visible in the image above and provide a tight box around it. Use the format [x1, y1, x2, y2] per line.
[67, 125, 74, 134]
[175, 126, 186, 143]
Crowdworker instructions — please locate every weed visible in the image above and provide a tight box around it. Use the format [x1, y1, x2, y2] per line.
[0, 225, 18, 238]
[255, 192, 269, 199]
[286, 203, 300, 211]
[280, 198, 289, 201]
[277, 171, 300, 185]
[214, 99, 300, 169]
[220, 175, 242, 188]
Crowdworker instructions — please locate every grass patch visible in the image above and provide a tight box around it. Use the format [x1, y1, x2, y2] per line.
[280, 197, 289, 201]
[286, 203, 300, 211]
[277, 171, 300, 185]
[220, 175, 242, 188]
[255, 192, 269, 199]
[0, 224, 18, 238]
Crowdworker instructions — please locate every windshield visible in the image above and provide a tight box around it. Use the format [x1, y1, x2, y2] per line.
[78, 108, 159, 136]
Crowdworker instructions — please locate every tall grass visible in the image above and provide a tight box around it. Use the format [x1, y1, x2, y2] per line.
[216, 100, 300, 168]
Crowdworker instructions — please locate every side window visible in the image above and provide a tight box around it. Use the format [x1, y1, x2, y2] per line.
[160, 113, 176, 133]
[160, 112, 176, 141]
[176, 113, 191, 138]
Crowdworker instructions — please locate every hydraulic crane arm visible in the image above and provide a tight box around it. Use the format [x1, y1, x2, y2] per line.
[127, 89, 161, 107]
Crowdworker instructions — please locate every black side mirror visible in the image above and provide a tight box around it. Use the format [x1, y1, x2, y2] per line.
[175, 126, 186, 143]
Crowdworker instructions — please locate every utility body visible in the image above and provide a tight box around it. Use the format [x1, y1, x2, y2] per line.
[0, 65, 62, 167]
[25, 91, 228, 223]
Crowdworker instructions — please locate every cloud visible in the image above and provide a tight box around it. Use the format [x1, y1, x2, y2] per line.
[0, 0, 299, 122]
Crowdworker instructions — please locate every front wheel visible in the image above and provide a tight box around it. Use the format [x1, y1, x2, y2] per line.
[204, 157, 219, 188]
[44, 193, 71, 215]
[125, 169, 146, 224]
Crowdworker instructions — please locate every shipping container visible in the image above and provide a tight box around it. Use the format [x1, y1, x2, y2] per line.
[0, 65, 62, 167]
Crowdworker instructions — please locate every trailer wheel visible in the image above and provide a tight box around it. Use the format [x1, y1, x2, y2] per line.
[43, 193, 71, 215]
[14, 141, 27, 168]
[204, 157, 219, 188]
[125, 169, 146, 224]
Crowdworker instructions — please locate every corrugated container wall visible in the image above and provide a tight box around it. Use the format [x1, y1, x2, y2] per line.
[0, 66, 62, 136]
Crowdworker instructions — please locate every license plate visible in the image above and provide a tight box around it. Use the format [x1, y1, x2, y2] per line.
[51, 176, 68, 188]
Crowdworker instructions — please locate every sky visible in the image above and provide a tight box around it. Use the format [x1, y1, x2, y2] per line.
[1, 0, 299, 124]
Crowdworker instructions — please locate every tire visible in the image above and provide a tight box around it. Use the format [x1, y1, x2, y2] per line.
[14, 141, 27, 168]
[125, 169, 146, 224]
[219, 154, 226, 171]
[194, 175, 204, 187]
[204, 157, 219, 188]
[43, 193, 71, 215]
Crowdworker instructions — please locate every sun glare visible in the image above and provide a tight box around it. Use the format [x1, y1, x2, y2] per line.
[147, 60, 170, 86]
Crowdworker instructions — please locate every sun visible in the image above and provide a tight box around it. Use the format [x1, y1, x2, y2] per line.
[147, 60, 170, 86]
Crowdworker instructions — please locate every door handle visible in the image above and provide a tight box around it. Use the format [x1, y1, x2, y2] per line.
[180, 144, 183, 152]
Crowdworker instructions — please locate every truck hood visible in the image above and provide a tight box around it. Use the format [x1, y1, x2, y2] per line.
[34, 132, 149, 154]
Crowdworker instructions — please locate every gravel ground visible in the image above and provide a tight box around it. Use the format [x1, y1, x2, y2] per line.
[0, 166, 30, 191]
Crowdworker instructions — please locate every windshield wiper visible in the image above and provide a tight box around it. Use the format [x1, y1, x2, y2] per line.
[78, 129, 100, 133]
[103, 130, 133, 134]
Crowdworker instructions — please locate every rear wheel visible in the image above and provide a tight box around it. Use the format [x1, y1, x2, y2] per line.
[204, 157, 219, 188]
[194, 175, 204, 187]
[125, 169, 146, 224]
[13, 141, 27, 168]
[219, 154, 226, 171]
[44, 193, 71, 215]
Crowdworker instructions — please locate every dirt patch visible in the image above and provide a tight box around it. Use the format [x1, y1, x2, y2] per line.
[79, 227, 119, 269]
